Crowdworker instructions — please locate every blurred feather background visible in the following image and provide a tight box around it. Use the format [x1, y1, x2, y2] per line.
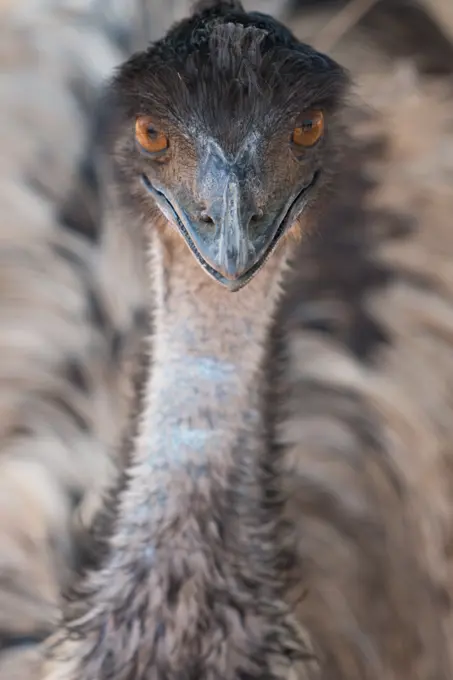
[1, 0, 453, 677]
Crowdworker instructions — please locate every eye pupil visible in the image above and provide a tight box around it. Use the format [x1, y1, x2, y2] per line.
[292, 110, 324, 148]
[135, 116, 169, 155]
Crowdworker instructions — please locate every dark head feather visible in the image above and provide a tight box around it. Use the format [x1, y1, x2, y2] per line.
[111, 7, 348, 129]
[191, 0, 244, 14]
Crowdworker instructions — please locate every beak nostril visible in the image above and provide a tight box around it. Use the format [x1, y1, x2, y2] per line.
[199, 212, 215, 225]
[250, 210, 264, 224]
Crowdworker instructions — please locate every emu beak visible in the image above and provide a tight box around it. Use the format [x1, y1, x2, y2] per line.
[142, 171, 265, 291]
[212, 178, 252, 282]
[142, 168, 318, 292]
[193, 174, 261, 288]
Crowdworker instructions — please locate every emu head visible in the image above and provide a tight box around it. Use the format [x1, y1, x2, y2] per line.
[108, 0, 349, 291]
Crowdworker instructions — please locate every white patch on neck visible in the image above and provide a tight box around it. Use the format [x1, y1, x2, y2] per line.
[146, 426, 223, 470]
[182, 356, 236, 381]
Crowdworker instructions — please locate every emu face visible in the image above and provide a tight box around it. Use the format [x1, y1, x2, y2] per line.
[110, 4, 348, 290]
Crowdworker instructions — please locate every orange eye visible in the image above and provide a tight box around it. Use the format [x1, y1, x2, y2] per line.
[292, 110, 324, 148]
[135, 116, 169, 154]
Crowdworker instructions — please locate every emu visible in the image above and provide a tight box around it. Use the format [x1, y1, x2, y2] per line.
[40, 1, 453, 679]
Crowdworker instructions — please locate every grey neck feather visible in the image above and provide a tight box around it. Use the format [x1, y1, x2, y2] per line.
[127, 229, 284, 510]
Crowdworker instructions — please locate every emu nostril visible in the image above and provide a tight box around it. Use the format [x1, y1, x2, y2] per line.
[250, 209, 264, 224]
[199, 212, 214, 225]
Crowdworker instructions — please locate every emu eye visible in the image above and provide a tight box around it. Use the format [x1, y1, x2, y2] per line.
[292, 110, 324, 148]
[135, 116, 169, 154]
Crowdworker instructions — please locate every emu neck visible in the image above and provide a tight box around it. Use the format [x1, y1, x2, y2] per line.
[122, 233, 285, 526]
